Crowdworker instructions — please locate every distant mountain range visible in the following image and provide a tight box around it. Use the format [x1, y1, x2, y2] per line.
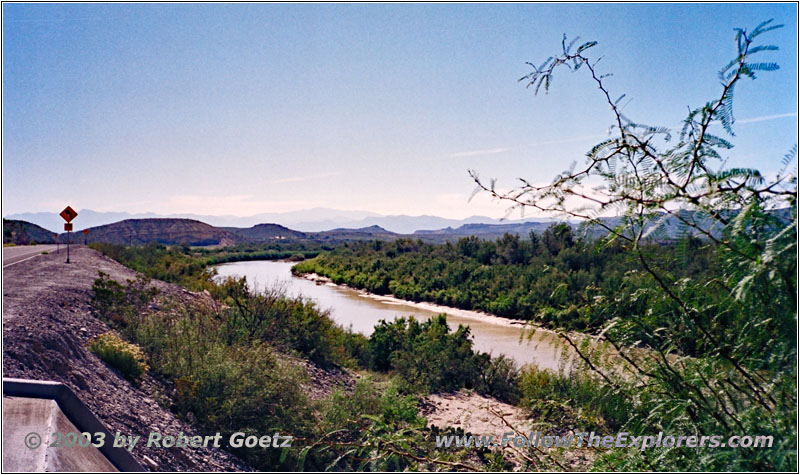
[4, 208, 556, 235]
[5, 208, 789, 247]
[2, 216, 572, 247]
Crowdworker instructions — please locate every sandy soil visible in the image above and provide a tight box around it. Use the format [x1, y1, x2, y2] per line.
[422, 390, 594, 470]
[300, 272, 532, 329]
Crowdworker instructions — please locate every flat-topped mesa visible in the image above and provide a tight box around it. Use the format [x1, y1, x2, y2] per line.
[64, 218, 238, 246]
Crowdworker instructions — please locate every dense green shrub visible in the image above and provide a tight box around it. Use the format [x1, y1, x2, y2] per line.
[367, 314, 521, 403]
[518, 365, 629, 433]
[90, 242, 214, 291]
[474, 354, 521, 404]
[92, 272, 318, 470]
[319, 378, 422, 435]
[216, 276, 362, 368]
[368, 315, 479, 393]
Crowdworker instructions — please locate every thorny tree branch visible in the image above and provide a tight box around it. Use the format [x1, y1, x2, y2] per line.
[469, 21, 795, 455]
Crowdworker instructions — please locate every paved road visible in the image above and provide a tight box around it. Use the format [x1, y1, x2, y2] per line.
[2, 245, 59, 267]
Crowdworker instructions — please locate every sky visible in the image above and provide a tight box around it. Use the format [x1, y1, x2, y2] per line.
[3, 3, 797, 219]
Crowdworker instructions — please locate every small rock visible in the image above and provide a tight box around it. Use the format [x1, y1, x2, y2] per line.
[71, 372, 89, 390]
[142, 455, 158, 470]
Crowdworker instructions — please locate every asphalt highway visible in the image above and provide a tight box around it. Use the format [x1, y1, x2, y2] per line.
[2, 244, 60, 267]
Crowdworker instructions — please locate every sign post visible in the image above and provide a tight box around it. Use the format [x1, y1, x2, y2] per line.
[84, 228, 89, 245]
[55, 234, 59, 254]
[60, 206, 78, 264]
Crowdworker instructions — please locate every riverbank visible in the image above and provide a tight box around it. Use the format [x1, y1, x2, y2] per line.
[297, 272, 532, 326]
[295, 271, 568, 339]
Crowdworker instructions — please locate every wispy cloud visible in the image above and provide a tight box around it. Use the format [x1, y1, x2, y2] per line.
[450, 147, 510, 158]
[270, 172, 341, 184]
[451, 135, 605, 159]
[529, 134, 607, 147]
[736, 112, 797, 124]
[449, 113, 795, 161]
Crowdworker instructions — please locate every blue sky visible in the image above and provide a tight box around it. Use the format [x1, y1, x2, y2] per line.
[3, 3, 797, 218]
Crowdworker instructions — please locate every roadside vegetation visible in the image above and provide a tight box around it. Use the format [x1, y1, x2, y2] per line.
[87, 331, 150, 381]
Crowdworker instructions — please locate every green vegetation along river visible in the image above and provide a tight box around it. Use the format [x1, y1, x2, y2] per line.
[214, 260, 573, 370]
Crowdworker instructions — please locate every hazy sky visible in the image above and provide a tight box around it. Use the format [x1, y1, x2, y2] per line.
[3, 3, 797, 218]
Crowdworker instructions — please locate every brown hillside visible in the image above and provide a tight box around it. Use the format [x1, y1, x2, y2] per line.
[66, 219, 239, 246]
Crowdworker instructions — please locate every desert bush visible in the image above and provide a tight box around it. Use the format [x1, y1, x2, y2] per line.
[367, 314, 521, 402]
[369, 315, 481, 393]
[216, 277, 361, 368]
[319, 378, 422, 435]
[90, 272, 158, 330]
[90, 242, 215, 291]
[308, 377, 510, 472]
[118, 282, 316, 470]
[518, 365, 629, 433]
[474, 354, 521, 404]
[87, 331, 149, 380]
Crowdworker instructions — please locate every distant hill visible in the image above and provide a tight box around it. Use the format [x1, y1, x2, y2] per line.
[10, 207, 791, 238]
[293, 215, 526, 234]
[224, 224, 400, 244]
[315, 225, 400, 241]
[414, 221, 560, 242]
[3, 219, 57, 245]
[60, 219, 397, 247]
[69, 219, 239, 246]
[223, 223, 307, 242]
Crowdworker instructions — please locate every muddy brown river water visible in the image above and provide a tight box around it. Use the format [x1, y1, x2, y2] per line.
[214, 260, 574, 370]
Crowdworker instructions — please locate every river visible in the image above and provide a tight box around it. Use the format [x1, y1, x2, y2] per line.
[213, 260, 572, 370]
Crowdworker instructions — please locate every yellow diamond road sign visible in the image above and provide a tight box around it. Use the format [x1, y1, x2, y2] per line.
[60, 206, 77, 223]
